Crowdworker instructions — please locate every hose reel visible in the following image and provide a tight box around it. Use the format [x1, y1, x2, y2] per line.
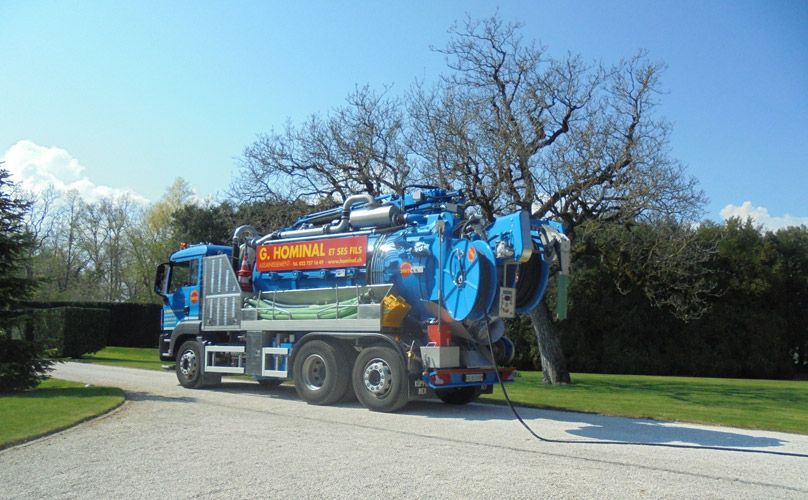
[441, 240, 497, 321]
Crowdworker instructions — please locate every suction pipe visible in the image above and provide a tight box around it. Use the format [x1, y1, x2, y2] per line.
[255, 194, 378, 243]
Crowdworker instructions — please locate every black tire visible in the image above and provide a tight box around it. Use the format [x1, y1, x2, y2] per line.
[256, 378, 283, 389]
[435, 386, 481, 405]
[352, 345, 409, 412]
[176, 340, 221, 389]
[292, 340, 351, 406]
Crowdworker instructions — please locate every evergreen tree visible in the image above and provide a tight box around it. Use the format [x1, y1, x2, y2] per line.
[0, 168, 36, 330]
[0, 167, 53, 392]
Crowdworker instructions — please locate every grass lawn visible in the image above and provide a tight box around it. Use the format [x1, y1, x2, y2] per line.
[79, 346, 164, 371]
[481, 371, 808, 435]
[79, 347, 808, 434]
[0, 378, 125, 449]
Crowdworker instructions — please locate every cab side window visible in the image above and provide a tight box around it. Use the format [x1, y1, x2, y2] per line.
[168, 260, 198, 293]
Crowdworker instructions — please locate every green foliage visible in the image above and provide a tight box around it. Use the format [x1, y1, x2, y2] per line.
[0, 168, 51, 393]
[574, 220, 717, 320]
[504, 316, 541, 370]
[236, 199, 320, 234]
[688, 219, 808, 378]
[30, 307, 109, 358]
[556, 219, 808, 379]
[172, 201, 236, 245]
[0, 337, 54, 393]
[768, 226, 808, 371]
[0, 169, 37, 333]
[171, 199, 319, 246]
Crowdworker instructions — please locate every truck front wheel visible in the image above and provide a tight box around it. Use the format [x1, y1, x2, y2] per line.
[176, 340, 221, 389]
[292, 340, 350, 406]
[352, 346, 409, 412]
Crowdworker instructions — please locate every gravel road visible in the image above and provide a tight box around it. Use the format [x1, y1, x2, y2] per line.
[1, 363, 806, 499]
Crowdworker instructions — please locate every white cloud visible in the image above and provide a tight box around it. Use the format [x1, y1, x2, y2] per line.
[720, 201, 808, 231]
[2, 140, 149, 204]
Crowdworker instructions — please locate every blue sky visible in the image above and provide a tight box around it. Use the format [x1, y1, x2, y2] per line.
[1, 1, 806, 228]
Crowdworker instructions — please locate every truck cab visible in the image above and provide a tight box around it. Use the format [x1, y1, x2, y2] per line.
[154, 244, 231, 361]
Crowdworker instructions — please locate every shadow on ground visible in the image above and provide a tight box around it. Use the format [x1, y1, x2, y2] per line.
[405, 400, 786, 449]
[174, 379, 788, 450]
[564, 418, 784, 448]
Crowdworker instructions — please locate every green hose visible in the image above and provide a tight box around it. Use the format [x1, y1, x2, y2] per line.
[247, 298, 359, 320]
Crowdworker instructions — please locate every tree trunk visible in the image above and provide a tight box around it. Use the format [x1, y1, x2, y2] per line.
[529, 302, 571, 384]
[23, 261, 35, 341]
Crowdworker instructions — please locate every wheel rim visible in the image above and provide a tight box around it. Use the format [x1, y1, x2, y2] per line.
[179, 349, 198, 379]
[302, 354, 327, 391]
[362, 358, 392, 398]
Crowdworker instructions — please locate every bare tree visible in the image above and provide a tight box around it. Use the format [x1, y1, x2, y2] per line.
[127, 178, 195, 302]
[18, 186, 60, 287]
[99, 195, 137, 301]
[233, 14, 708, 384]
[21, 187, 59, 254]
[23, 188, 144, 302]
[50, 191, 86, 296]
[411, 16, 706, 383]
[232, 86, 411, 203]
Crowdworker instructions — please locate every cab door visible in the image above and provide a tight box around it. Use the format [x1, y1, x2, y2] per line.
[166, 258, 201, 324]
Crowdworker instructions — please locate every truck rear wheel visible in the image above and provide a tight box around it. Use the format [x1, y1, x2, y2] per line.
[292, 340, 350, 406]
[176, 340, 221, 389]
[352, 345, 409, 412]
[435, 387, 481, 405]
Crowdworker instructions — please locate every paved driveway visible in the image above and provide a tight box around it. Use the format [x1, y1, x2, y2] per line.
[1, 363, 806, 498]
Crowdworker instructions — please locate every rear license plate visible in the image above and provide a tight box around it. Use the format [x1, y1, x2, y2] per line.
[464, 373, 484, 383]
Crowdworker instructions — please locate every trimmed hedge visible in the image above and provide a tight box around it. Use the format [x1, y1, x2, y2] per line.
[30, 307, 109, 358]
[107, 303, 161, 348]
[24, 302, 161, 348]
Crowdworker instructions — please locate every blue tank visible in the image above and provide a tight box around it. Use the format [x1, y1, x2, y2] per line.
[244, 188, 561, 322]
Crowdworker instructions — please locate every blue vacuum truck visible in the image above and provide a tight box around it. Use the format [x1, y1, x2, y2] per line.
[154, 188, 569, 412]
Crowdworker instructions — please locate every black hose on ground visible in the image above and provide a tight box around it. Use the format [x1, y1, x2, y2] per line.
[484, 327, 808, 459]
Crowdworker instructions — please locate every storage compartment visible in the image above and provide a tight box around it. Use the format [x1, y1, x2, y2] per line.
[420, 345, 460, 368]
[245, 331, 272, 376]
